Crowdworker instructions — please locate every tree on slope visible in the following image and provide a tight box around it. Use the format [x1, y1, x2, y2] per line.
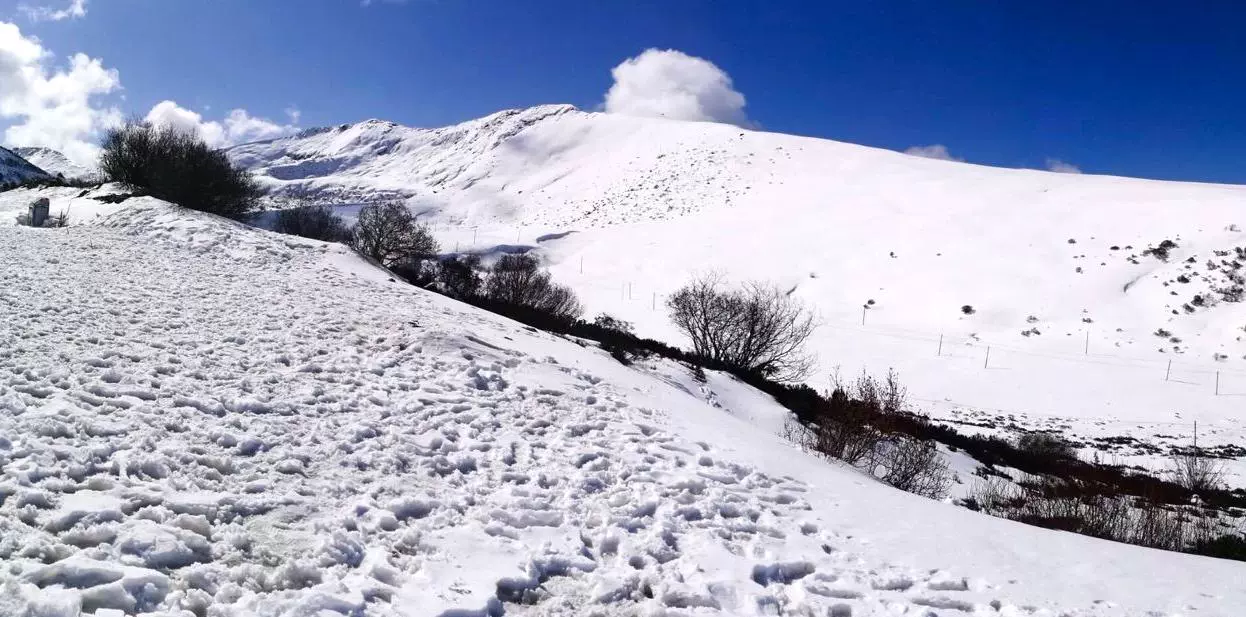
[667, 273, 817, 382]
[349, 202, 439, 268]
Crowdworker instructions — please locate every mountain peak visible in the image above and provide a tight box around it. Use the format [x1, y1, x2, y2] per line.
[0, 146, 51, 185]
[10, 147, 97, 181]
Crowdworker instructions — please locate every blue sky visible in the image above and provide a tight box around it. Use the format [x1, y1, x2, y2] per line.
[2, 0, 1244, 182]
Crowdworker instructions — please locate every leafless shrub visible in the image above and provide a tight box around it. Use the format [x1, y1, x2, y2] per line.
[46, 210, 70, 228]
[810, 387, 882, 465]
[666, 273, 817, 382]
[433, 255, 483, 299]
[1169, 451, 1225, 494]
[274, 204, 350, 242]
[349, 202, 439, 268]
[963, 475, 1242, 557]
[872, 436, 952, 499]
[483, 254, 583, 320]
[1015, 432, 1077, 461]
[100, 120, 261, 219]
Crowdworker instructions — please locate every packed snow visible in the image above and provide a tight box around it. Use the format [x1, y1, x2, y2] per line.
[3, 192, 1243, 615]
[232, 106, 1246, 488]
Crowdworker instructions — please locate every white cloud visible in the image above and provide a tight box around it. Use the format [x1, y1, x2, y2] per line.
[144, 100, 299, 148]
[19, 0, 87, 22]
[0, 21, 120, 166]
[285, 106, 301, 125]
[1045, 158, 1082, 174]
[904, 144, 962, 162]
[603, 48, 750, 127]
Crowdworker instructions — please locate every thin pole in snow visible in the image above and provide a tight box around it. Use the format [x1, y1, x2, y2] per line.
[1084, 330, 1090, 355]
[861, 306, 867, 326]
[1216, 371, 1220, 396]
[1165, 359, 1172, 382]
[579, 256, 583, 273]
[628, 283, 633, 300]
[651, 292, 656, 310]
[984, 346, 991, 369]
[937, 333, 943, 357]
[473, 227, 478, 244]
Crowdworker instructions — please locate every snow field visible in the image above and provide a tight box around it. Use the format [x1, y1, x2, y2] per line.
[2, 196, 1244, 615]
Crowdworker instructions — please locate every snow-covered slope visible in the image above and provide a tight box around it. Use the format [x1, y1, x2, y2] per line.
[0, 146, 51, 186]
[234, 106, 1246, 486]
[12, 147, 98, 182]
[3, 195, 1244, 615]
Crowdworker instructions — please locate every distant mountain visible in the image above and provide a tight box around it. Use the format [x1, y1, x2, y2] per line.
[12, 147, 98, 182]
[0, 146, 51, 186]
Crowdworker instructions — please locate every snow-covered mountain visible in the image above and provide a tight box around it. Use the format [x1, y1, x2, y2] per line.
[233, 106, 1246, 488]
[0, 146, 51, 186]
[2, 188, 1242, 616]
[12, 147, 98, 182]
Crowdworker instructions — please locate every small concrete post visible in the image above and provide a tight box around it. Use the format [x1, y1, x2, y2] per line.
[29, 198, 49, 227]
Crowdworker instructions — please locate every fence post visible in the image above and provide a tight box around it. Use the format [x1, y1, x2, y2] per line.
[984, 346, 991, 369]
[861, 306, 866, 326]
[579, 256, 583, 274]
[1165, 359, 1172, 382]
[937, 333, 943, 357]
[1084, 330, 1090, 355]
[1216, 371, 1220, 396]
[651, 292, 656, 310]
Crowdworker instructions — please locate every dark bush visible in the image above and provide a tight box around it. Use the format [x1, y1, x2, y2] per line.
[961, 305, 976, 315]
[592, 313, 635, 336]
[274, 204, 350, 242]
[484, 254, 583, 320]
[667, 273, 816, 382]
[1143, 239, 1178, 261]
[433, 255, 483, 299]
[100, 121, 261, 219]
[1016, 432, 1077, 461]
[349, 202, 439, 268]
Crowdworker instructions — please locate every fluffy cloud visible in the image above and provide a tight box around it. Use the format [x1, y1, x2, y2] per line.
[1045, 158, 1082, 174]
[903, 144, 962, 162]
[603, 48, 750, 127]
[145, 100, 299, 148]
[0, 21, 120, 166]
[19, 0, 87, 22]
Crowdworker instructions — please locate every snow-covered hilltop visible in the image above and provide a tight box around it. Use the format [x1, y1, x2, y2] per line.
[12, 147, 99, 182]
[232, 106, 1246, 488]
[0, 146, 51, 186]
[2, 190, 1242, 616]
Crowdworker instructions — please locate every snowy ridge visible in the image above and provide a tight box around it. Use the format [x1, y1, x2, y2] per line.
[229, 105, 579, 206]
[232, 105, 1246, 487]
[0, 146, 51, 186]
[12, 147, 99, 182]
[3, 196, 1242, 615]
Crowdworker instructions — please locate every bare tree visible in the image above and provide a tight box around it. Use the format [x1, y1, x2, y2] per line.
[349, 202, 439, 267]
[666, 273, 817, 382]
[483, 254, 583, 320]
